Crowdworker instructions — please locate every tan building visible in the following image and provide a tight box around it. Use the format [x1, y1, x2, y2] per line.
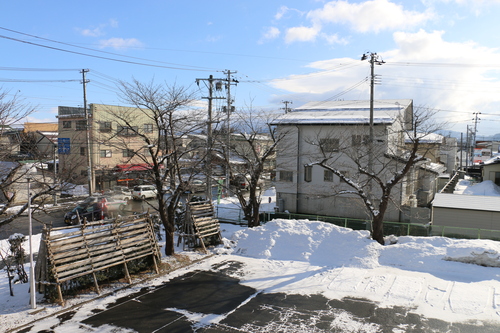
[57, 104, 157, 192]
[23, 122, 58, 158]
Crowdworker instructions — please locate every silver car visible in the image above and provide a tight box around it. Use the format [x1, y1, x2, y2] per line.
[132, 185, 158, 200]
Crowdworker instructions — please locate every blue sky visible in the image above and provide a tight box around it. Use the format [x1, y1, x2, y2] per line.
[2, 0, 500, 136]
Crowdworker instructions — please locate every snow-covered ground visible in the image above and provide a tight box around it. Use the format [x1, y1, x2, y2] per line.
[1, 186, 500, 331]
[454, 179, 500, 196]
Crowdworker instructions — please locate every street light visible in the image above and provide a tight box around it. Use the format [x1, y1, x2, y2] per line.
[27, 177, 36, 309]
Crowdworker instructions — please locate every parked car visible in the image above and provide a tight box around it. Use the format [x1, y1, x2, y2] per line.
[189, 179, 206, 193]
[104, 186, 132, 201]
[64, 196, 128, 225]
[230, 174, 249, 190]
[132, 185, 158, 200]
[64, 203, 104, 225]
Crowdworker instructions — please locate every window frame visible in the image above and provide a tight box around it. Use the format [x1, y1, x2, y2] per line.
[324, 170, 333, 182]
[122, 149, 135, 157]
[143, 123, 153, 133]
[99, 121, 112, 132]
[319, 138, 339, 153]
[117, 125, 138, 137]
[76, 120, 87, 131]
[62, 121, 72, 129]
[280, 170, 293, 182]
[100, 149, 112, 158]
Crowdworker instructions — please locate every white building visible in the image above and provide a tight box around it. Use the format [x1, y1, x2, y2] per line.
[272, 99, 436, 223]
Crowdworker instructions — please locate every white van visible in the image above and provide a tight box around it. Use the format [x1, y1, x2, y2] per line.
[132, 185, 158, 200]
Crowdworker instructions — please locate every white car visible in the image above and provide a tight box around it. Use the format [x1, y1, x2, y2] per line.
[132, 185, 158, 200]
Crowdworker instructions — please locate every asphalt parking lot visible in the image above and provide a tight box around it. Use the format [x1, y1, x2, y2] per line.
[77, 260, 500, 333]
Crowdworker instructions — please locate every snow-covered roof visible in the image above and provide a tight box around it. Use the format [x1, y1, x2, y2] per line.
[405, 132, 444, 144]
[421, 162, 446, 174]
[272, 99, 412, 125]
[482, 156, 500, 165]
[433, 193, 500, 212]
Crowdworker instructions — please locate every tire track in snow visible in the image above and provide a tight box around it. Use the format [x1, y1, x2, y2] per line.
[328, 267, 367, 293]
[449, 282, 492, 316]
[384, 275, 424, 307]
[424, 280, 453, 311]
[359, 274, 396, 296]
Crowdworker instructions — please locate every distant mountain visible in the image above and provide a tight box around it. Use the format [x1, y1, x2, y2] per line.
[436, 130, 500, 142]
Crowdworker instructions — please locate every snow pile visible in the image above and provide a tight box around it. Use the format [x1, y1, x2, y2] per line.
[455, 179, 500, 196]
[230, 219, 379, 268]
[444, 240, 500, 267]
[226, 219, 500, 271]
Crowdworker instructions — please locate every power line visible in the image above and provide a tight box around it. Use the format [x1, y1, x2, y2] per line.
[0, 67, 80, 71]
[0, 33, 218, 72]
[0, 79, 80, 83]
[0, 26, 220, 72]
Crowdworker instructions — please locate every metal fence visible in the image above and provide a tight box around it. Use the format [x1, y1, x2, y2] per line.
[216, 206, 500, 242]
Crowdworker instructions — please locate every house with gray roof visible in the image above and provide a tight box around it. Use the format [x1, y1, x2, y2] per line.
[272, 99, 437, 223]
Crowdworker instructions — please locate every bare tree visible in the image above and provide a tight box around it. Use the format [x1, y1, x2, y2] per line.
[308, 106, 442, 245]
[108, 79, 205, 255]
[218, 108, 285, 227]
[0, 89, 58, 226]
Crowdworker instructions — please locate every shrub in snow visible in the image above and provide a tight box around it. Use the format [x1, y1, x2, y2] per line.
[7, 233, 28, 284]
[0, 233, 28, 296]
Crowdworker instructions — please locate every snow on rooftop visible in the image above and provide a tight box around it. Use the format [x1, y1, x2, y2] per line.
[405, 132, 444, 144]
[273, 99, 412, 125]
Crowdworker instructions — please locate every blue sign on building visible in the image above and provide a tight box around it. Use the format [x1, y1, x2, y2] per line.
[58, 138, 70, 155]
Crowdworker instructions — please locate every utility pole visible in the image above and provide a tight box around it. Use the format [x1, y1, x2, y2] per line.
[361, 52, 384, 188]
[465, 125, 470, 168]
[224, 70, 238, 197]
[281, 100, 293, 113]
[27, 177, 36, 309]
[472, 112, 481, 151]
[81, 69, 93, 195]
[196, 75, 225, 201]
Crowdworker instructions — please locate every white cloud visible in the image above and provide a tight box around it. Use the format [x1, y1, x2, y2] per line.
[285, 26, 319, 43]
[260, 26, 280, 43]
[78, 19, 119, 37]
[274, 5, 303, 20]
[307, 0, 435, 33]
[205, 35, 222, 43]
[80, 27, 104, 37]
[321, 33, 349, 45]
[109, 19, 119, 28]
[270, 29, 500, 134]
[98, 38, 144, 50]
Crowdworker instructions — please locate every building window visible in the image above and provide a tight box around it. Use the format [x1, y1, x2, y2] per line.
[117, 125, 138, 136]
[324, 170, 333, 182]
[352, 135, 369, 146]
[62, 121, 72, 129]
[123, 149, 134, 157]
[80, 147, 85, 156]
[280, 171, 293, 182]
[99, 122, 112, 132]
[319, 138, 339, 152]
[144, 123, 153, 133]
[80, 170, 88, 176]
[100, 150, 112, 158]
[144, 148, 152, 156]
[304, 165, 312, 182]
[76, 120, 87, 131]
